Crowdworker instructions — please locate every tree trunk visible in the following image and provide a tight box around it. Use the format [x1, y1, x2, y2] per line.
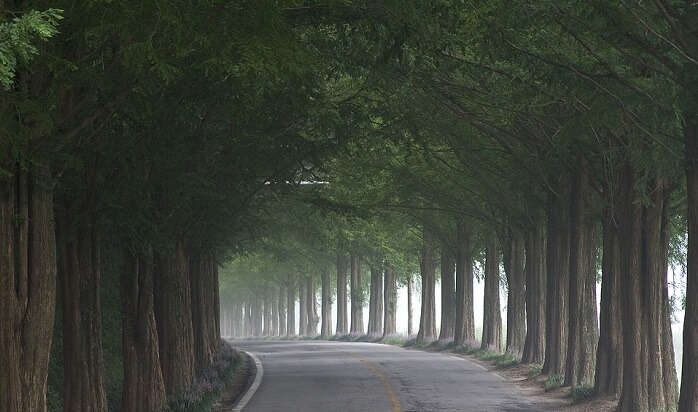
[271, 287, 279, 336]
[306, 276, 318, 335]
[120, 250, 167, 412]
[263, 289, 272, 336]
[190, 251, 220, 374]
[287, 275, 296, 336]
[350, 254, 364, 334]
[542, 189, 570, 376]
[680, 117, 698, 412]
[565, 163, 596, 386]
[618, 163, 648, 411]
[454, 221, 475, 346]
[481, 233, 502, 352]
[57, 219, 107, 412]
[321, 269, 332, 338]
[383, 264, 397, 337]
[336, 253, 348, 335]
[368, 265, 383, 336]
[278, 284, 287, 336]
[299, 279, 307, 335]
[504, 227, 526, 357]
[0, 164, 57, 412]
[595, 208, 623, 397]
[417, 228, 437, 344]
[660, 192, 678, 407]
[407, 275, 414, 336]
[439, 250, 456, 342]
[154, 242, 196, 396]
[522, 223, 546, 364]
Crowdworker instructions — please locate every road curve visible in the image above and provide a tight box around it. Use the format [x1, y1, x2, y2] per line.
[229, 340, 546, 412]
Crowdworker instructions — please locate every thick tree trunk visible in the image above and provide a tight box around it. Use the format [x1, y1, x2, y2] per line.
[278, 284, 287, 336]
[368, 265, 383, 336]
[504, 227, 526, 357]
[618, 163, 648, 411]
[321, 270, 332, 338]
[58, 220, 107, 412]
[336, 254, 349, 335]
[120, 251, 167, 412]
[350, 254, 364, 335]
[481, 234, 502, 352]
[417, 228, 437, 343]
[263, 289, 272, 336]
[439, 250, 456, 342]
[383, 264, 397, 337]
[299, 280, 307, 335]
[287, 275, 296, 336]
[454, 221, 475, 346]
[660, 193, 678, 407]
[565, 163, 596, 386]
[595, 209, 623, 397]
[271, 287, 279, 336]
[190, 251, 220, 374]
[522, 224, 546, 364]
[154, 242, 196, 396]
[306, 276, 318, 335]
[542, 190, 570, 376]
[0, 164, 57, 412]
[680, 119, 698, 412]
[244, 301, 252, 337]
[407, 275, 414, 336]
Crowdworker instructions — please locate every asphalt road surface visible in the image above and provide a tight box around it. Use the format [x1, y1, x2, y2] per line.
[229, 340, 547, 412]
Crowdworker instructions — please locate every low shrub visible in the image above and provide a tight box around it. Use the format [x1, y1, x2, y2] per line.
[570, 384, 595, 403]
[544, 374, 565, 391]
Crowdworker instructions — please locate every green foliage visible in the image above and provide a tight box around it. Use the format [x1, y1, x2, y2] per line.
[570, 384, 595, 403]
[544, 375, 565, 391]
[0, 9, 62, 88]
[528, 364, 543, 378]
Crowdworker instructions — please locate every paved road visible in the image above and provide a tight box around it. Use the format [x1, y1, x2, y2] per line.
[229, 340, 546, 412]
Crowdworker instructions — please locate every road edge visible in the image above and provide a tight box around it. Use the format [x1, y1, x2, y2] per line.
[231, 351, 264, 412]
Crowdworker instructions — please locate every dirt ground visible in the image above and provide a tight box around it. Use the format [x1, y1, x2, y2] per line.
[455, 354, 618, 412]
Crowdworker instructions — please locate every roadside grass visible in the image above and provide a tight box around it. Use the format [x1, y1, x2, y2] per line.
[569, 384, 595, 403]
[544, 374, 565, 391]
[167, 344, 243, 412]
[528, 363, 543, 378]
[381, 335, 409, 346]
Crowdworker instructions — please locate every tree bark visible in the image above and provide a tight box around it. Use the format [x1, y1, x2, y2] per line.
[660, 193, 678, 407]
[407, 275, 414, 336]
[565, 163, 596, 386]
[504, 227, 526, 357]
[278, 284, 287, 336]
[368, 265, 383, 336]
[0, 164, 57, 412]
[299, 279, 307, 335]
[481, 233, 502, 352]
[321, 269, 332, 338]
[618, 163, 648, 411]
[190, 251, 220, 374]
[287, 275, 296, 336]
[154, 242, 196, 396]
[680, 115, 698, 412]
[383, 264, 397, 337]
[542, 189, 570, 376]
[336, 253, 349, 335]
[417, 228, 437, 344]
[522, 223, 546, 364]
[120, 250, 167, 412]
[271, 287, 279, 336]
[595, 208, 623, 397]
[263, 289, 272, 336]
[58, 219, 107, 412]
[350, 254, 364, 334]
[439, 250, 456, 342]
[306, 275, 318, 335]
[454, 221, 475, 346]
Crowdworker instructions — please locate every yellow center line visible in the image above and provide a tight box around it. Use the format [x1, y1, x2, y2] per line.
[350, 354, 403, 412]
